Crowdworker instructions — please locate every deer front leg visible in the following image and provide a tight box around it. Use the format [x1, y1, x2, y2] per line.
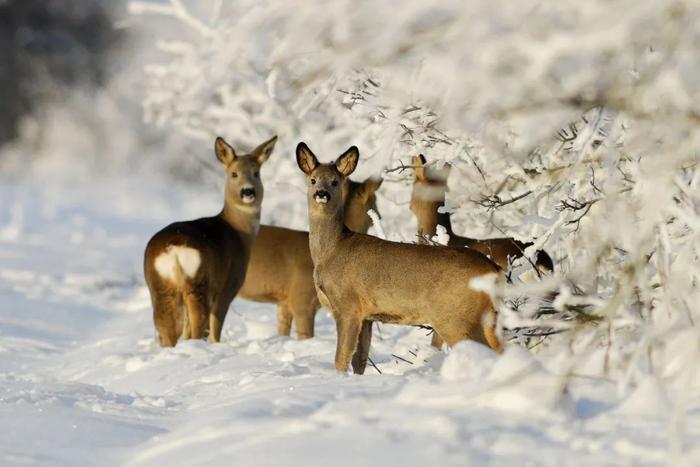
[209, 299, 231, 343]
[351, 320, 373, 375]
[334, 316, 362, 373]
[276, 304, 293, 336]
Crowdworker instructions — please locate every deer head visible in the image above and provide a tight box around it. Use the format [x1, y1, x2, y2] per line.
[215, 135, 277, 212]
[344, 177, 383, 233]
[296, 142, 359, 220]
[410, 154, 452, 239]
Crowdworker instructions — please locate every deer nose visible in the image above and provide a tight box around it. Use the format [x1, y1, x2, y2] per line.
[240, 187, 256, 203]
[314, 190, 331, 204]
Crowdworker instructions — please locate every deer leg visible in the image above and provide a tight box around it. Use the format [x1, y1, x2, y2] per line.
[294, 306, 317, 340]
[276, 303, 293, 336]
[430, 332, 444, 350]
[334, 317, 362, 373]
[209, 299, 231, 343]
[431, 323, 467, 348]
[351, 320, 373, 375]
[183, 287, 208, 340]
[293, 295, 319, 339]
[481, 310, 503, 353]
[151, 288, 180, 347]
[179, 300, 191, 340]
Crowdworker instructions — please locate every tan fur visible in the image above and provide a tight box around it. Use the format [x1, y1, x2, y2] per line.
[144, 135, 277, 347]
[409, 154, 553, 348]
[238, 177, 383, 339]
[296, 143, 503, 374]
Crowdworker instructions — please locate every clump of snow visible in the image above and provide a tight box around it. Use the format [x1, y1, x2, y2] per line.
[441, 341, 498, 383]
[439, 342, 572, 416]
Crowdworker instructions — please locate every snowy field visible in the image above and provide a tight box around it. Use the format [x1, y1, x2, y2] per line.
[1, 173, 699, 467]
[2, 0, 700, 465]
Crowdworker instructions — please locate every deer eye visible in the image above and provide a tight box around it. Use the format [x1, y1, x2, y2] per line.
[254, 171, 259, 178]
[231, 172, 238, 178]
[311, 179, 316, 185]
[331, 180, 339, 187]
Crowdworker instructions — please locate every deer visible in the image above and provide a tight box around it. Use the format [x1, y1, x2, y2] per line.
[144, 135, 277, 347]
[296, 142, 504, 375]
[237, 177, 383, 339]
[410, 154, 553, 348]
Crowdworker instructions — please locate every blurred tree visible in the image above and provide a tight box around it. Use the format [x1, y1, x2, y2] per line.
[0, 0, 120, 144]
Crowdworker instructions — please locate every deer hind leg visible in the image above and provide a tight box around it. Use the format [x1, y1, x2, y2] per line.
[151, 288, 181, 347]
[431, 325, 463, 348]
[180, 310, 190, 340]
[291, 293, 319, 340]
[430, 332, 444, 350]
[432, 316, 479, 348]
[182, 284, 209, 340]
[481, 310, 503, 353]
[334, 316, 362, 373]
[351, 320, 373, 375]
[276, 304, 293, 337]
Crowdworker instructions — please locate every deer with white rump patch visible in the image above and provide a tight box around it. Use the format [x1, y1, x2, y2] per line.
[296, 142, 503, 374]
[144, 135, 276, 347]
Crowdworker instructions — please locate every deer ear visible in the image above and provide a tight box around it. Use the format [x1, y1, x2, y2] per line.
[413, 154, 427, 181]
[253, 135, 277, 164]
[296, 142, 319, 175]
[362, 176, 383, 195]
[215, 137, 236, 166]
[336, 146, 359, 177]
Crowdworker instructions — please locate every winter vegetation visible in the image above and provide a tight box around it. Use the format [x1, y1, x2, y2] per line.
[1, 0, 699, 465]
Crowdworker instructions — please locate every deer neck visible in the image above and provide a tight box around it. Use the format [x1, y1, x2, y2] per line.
[220, 189, 261, 241]
[308, 205, 345, 266]
[418, 200, 455, 239]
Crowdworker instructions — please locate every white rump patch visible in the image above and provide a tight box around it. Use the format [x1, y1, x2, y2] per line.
[154, 246, 201, 283]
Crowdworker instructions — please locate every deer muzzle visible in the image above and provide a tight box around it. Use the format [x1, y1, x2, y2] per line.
[240, 187, 256, 204]
[314, 190, 331, 204]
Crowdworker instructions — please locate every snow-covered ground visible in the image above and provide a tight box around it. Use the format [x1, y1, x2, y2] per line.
[1, 174, 699, 467]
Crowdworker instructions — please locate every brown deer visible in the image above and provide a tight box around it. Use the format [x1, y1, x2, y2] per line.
[296, 142, 503, 374]
[410, 154, 553, 348]
[144, 135, 277, 347]
[237, 177, 383, 339]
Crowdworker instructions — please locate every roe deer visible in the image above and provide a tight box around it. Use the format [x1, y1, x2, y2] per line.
[410, 154, 553, 271]
[296, 142, 503, 374]
[410, 154, 553, 348]
[237, 177, 383, 339]
[144, 135, 277, 347]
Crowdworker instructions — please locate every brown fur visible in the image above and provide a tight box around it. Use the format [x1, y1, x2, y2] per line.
[143, 135, 277, 347]
[296, 143, 503, 374]
[409, 154, 553, 348]
[238, 177, 383, 339]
